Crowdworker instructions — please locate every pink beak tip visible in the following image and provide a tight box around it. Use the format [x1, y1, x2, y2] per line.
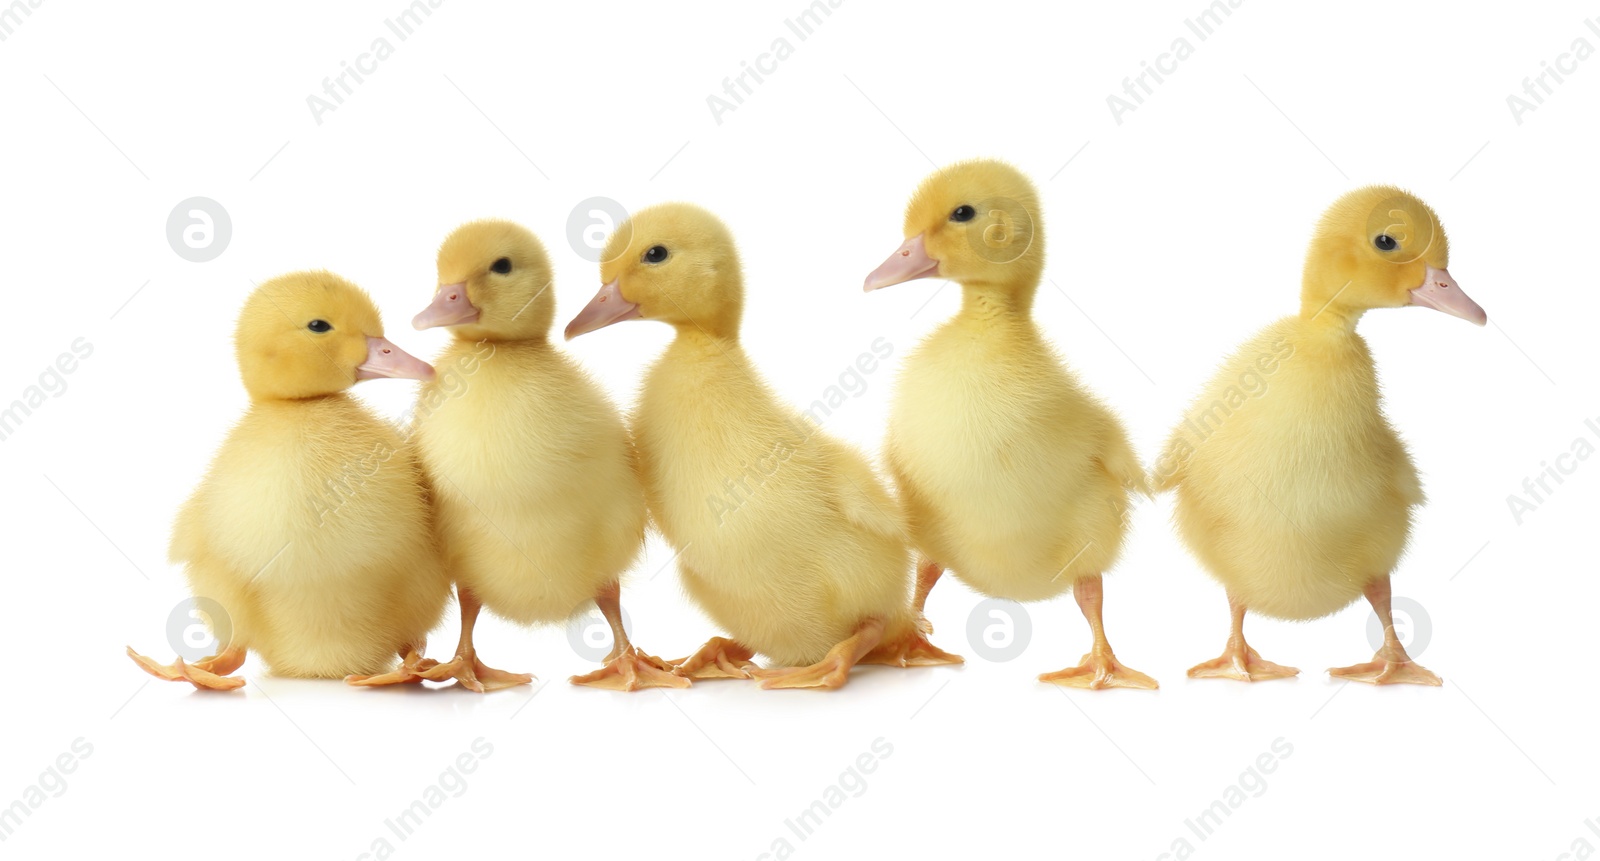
[1409, 266, 1486, 327]
[865, 234, 938, 293]
[357, 336, 434, 382]
[565, 280, 639, 340]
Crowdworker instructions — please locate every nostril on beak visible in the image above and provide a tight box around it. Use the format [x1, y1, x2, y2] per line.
[900, 250, 910, 257]
[448, 293, 459, 301]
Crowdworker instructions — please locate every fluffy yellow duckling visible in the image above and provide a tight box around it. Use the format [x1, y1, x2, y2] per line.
[566, 203, 961, 689]
[1151, 186, 1485, 685]
[128, 271, 447, 690]
[864, 159, 1156, 690]
[352, 219, 682, 693]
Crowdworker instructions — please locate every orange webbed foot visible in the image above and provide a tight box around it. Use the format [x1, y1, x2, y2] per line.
[415, 652, 534, 693]
[1041, 649, 1158, 690]
[345, 646, 441, 688]
[751, 621, 888, 691]
[1330, 575, 1441, 686]
[1187, 646, 1299, 682]
[127, 645, 246, 691]
[572, 646, 691, 691]
[669, 637, 759, 681]
[1328, 655, 1441, 686]
[859, 631, 964, 667]
[751, 655, 853, 690]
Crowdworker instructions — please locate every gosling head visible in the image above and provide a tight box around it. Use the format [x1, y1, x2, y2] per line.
[565, 202, 744, 341]
[236, 271, 433, 401]
[865, 159, 1045, 304]
[1301, 186, 1485, 326]
[418, 220, 556, 341]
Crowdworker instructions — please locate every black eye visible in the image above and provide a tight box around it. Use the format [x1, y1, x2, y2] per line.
[950, 205, 976, 223]
[490, 257, 512, 274]
[307, 319, 332, 333]
[643, 245, 669, 264]
[1374, 234, 1398, 252]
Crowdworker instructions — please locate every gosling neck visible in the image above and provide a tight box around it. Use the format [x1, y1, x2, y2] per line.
[664, 296, 743, 347]
[958, 279, 1035, 320]
[1297, 299, 1366, 335]
[449, 323, 549, 347]
[251, 390, 351, 407]
[670, 323, 741, 355]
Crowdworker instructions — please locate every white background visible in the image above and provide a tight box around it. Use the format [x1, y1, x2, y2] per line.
[1, 1, 1595, 858]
